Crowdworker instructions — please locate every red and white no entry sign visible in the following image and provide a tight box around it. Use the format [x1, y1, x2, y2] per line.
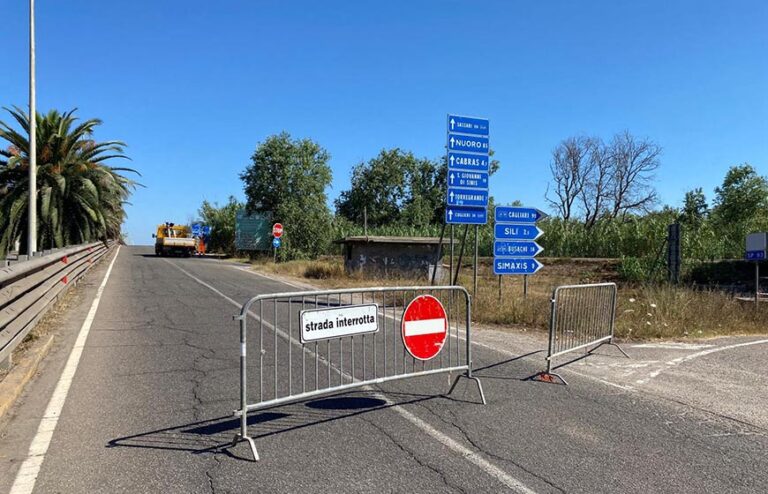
[272, 223, 283, 238]
[401, 295, 448, 361]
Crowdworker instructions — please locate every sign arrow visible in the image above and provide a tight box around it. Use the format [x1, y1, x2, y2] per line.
[449, 191, 455, 203]
[445, 207, 487, 225]
[494, 224, 543, 241]
[450, 173, 455, 184]
[450, 118, 455, 130]
[493, 258, 543, 275]
[495, 206, 549, 224]
[449, 136, 455, 148]
[449, 155, 455, 166]
[494, 241, 544, 257]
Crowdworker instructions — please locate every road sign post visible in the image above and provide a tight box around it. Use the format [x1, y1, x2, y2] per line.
[445, 115, 489, 295]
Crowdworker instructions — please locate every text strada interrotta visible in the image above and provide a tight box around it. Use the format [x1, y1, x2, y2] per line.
[300, 304, 379, 343]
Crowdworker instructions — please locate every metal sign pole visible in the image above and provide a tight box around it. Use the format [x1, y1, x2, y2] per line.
[757, 262, 760, 310]
[523, 274, 529, 299]
[432, 222, 447, 286]
[473, 225, 479, 297]
[498, 275, 502, 302]
[450, 225, 454, 286]
[453, 225, 469, 285]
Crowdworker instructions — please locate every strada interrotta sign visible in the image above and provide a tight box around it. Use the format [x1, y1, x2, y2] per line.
[300, 304, 378, 343]
[272, 223, 283, 238]
[401, 295, 448, 361]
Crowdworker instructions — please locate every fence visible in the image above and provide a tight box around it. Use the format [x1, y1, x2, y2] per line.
[231, 285, 485, 461]
[0, 242, 114, 370]
[541, 282, 628, 384]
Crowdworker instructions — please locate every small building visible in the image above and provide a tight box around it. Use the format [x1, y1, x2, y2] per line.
[335, 236, 450, 280]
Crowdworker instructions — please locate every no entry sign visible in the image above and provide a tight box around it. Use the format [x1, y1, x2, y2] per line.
[272, 223, 283, 238]
[401, 295, 448, 361]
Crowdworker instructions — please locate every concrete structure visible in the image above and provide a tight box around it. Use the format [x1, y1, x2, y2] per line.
[335, 236, 449, 279]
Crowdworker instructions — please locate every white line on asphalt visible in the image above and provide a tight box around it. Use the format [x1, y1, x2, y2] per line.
[10, 247, 121, 494]
[635, 338, 768, 385]
[469, 340, 636, 392]
[165, 260, 537, 494]
[632, 343, 714, 350]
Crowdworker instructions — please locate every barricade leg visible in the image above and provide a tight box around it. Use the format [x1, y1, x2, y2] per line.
[536, 358, 568, 385]
[230, 315, 259, 462]
[446, 372, 487, 404]
[608, 341, 631, 359]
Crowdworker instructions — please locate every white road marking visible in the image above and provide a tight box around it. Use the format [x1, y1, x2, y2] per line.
[632, 343, 714, 350]
[10, 247, 121, 494]
[470, 340, 636, 392]
[635, 338, 768, 385]
[166, 260, 537, 494]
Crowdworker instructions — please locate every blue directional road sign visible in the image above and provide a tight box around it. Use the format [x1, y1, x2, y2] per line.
[446, 206, 487, 225]
[444, 114, 489, 224]
[448, 152, 489, 173]
[191, 223, 202, 236]
[272, 237, 281, 249]
[493, 258, 543, 275]
[494, 224, 543, 241]
[494, 241, 544, 257]
[447, 115, 489, 136]
[746, 251, 766, 260]
[448, 135, 489, 154]
[448, 170, 489, 189]
[447, 187, 489, 207]
[495, 207, 548, 224]
[201, 225, 211, 236]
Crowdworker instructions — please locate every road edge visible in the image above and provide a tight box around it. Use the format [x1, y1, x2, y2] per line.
[0, 335, 55, 420]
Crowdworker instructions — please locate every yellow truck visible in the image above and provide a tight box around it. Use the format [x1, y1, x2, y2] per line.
[152, 223, 196, 257]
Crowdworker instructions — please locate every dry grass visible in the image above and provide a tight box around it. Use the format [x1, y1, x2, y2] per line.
[246, 257, 768, 339]
[615, 285, 768, 339]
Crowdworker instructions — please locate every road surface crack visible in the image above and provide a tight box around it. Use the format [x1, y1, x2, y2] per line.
[362, 416, 467, 494]
[410, 400, 566, 493]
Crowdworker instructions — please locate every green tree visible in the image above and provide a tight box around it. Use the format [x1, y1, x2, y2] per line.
[335, 149, 417, 227]
[710, 164, 768, 257]
[198, 196, 242, 255]
[712, 164, 768, 226]
[0, 107, 139, 254]
[240, 132, 332, 259]
[680, 187, 708, 229]
[336, 149, 500, 228]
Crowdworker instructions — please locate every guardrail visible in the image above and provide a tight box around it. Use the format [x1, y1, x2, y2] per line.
[539, 282, 628, 385]
[231, 285, 485, 461]
[0, 241, 114, 370]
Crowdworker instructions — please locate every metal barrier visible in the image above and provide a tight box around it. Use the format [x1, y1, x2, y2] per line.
[231, 285, 485, 461]
[540, 282, 628, 385]
[0, 241, 114, 369]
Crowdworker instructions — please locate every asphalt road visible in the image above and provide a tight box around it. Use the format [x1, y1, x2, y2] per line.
[1, 246, 767, 493]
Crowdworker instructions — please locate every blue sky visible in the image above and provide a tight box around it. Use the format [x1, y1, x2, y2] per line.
[2, 0, 766, 244]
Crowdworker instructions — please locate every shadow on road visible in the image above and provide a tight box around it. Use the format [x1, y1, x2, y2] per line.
[105, 391, 450, 458]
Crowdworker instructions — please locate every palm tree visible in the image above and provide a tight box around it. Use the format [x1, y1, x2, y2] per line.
[0, 107, 139, 254]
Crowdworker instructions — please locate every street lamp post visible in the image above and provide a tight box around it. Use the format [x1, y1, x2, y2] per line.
[28, 0, 37, 255]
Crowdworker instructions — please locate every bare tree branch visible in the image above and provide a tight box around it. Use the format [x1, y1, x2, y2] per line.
[545, 136, 592, 220]
[607, 130, 661, 219]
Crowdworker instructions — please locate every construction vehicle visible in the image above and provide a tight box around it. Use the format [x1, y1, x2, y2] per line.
[152, 222, 196, 257]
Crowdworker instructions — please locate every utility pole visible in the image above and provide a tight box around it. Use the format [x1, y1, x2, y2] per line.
[28, 0, 37, 255]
